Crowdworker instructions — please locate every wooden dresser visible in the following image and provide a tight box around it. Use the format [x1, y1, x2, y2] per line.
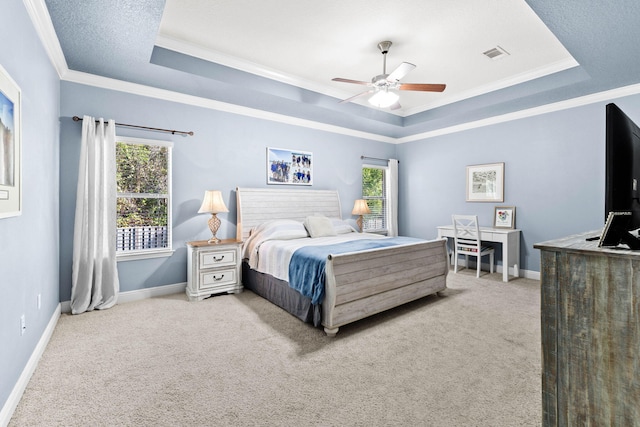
[535, 232, 640, 426]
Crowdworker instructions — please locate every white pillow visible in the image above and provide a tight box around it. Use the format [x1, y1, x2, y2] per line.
[329, 218, 356, 234]
[249, 219, 308, 240]
[303, 216, 337, 238]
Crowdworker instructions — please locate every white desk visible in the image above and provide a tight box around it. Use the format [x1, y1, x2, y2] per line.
[437, 225, 521, 282]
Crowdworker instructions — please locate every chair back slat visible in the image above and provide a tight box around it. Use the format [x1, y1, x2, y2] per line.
[452, 214, 481, 251]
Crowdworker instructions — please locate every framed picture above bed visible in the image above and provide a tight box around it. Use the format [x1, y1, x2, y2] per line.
[267, 147, 312, 186]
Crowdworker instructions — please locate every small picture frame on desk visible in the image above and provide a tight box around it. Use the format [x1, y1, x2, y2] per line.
[494, 206, 515, 229]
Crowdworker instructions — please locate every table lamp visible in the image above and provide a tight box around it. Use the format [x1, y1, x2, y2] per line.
[198, 190, 229, 243]
[351, 199, 371, 232]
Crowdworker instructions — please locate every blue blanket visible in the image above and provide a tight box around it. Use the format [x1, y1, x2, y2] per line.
[288, 237, 422, 305]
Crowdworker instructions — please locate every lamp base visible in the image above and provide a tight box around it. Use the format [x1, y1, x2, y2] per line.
[207, 213, 222, 244]
[356, 215, 364, 232]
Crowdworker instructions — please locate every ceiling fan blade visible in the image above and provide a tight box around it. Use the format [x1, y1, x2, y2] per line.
[387, 62, 416, 82]
[332, 77, 371, 86]
[398, 83, 446, 92]
[339, 90, 373, 104]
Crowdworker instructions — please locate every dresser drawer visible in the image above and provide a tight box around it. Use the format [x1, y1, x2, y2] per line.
[199, 249, 237, 268]
[200, 268, 237, 289]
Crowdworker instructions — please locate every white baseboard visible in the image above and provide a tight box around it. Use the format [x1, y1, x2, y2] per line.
[60, 282, 187, 313]
[453, 259, 540, 281]
[0, 304, 61, 427]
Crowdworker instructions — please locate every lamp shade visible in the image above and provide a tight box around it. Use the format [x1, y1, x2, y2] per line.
[368, 89, 399, 108]
[198, 190, 229, 214]
[351, 199, 371, 215]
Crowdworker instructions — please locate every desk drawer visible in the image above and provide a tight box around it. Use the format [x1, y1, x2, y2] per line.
[481, 232, 495, 241]
[200, 268, 237, 289]
[200, 249, 237, 268]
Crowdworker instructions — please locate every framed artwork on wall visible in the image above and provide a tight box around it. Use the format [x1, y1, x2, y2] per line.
[0, 64, 21, 219]
[267, 147, 313, 186]
[494, 206, 516, 229]
[466, 162, 504, 202]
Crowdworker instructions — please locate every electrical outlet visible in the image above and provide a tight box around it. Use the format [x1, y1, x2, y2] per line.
[20, 314, 26, 336]
[37, 293, 41, 310]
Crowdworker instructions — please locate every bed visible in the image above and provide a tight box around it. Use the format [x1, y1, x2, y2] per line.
[236, 187, 449, 336]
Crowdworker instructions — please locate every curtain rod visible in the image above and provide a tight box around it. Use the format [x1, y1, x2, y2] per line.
[361, 155, 399, 163]
[72, 116, 194, 137]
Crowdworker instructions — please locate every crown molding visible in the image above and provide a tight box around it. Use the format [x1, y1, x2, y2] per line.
[63, 70, 397, 144]
[66, 66, 640, 145]
[156, 34, 579, 119]
[402, 57, 580, 116]
[155, 35, 361, 106]
[22, 0, 68, 79]
[397, 82, 640, 144]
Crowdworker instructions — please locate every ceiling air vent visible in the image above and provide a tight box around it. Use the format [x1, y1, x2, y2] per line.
[483, 46, 510, 60]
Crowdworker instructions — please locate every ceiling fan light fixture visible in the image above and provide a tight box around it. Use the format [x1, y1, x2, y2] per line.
[368, 89, 399, 108]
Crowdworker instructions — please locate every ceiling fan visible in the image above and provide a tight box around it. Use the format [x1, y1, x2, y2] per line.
[332, 41, 446, 110]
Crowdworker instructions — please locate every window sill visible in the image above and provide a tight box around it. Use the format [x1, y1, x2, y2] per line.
[117, 249, 175, 262]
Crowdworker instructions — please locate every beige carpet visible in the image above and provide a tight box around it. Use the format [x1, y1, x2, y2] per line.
[10, 270, 541, 426]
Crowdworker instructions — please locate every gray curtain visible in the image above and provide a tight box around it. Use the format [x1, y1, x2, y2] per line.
[71, 116, 119, 314]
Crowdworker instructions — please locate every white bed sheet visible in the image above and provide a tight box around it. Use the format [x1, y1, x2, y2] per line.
[246, 233, 386, 282]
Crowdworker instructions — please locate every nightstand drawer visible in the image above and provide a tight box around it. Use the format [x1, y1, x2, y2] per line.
[200, 249, 237, 268]
[200, 268, 237, 289]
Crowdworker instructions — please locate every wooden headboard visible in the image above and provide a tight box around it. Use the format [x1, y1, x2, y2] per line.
[236, 187, 342, 241]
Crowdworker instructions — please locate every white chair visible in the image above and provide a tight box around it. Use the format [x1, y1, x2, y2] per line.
[452, 215, 494, 278]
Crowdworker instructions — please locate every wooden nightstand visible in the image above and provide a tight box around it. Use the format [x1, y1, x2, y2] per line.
[186, 239, 242, 301]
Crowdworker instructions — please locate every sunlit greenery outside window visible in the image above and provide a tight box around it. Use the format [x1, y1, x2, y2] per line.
[116, 137, 172, 256]
[362, 165, 388, 233]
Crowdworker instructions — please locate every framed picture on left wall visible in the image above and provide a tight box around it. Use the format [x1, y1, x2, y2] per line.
[0, 64, 21, 218]
[267, 147, 313, 185]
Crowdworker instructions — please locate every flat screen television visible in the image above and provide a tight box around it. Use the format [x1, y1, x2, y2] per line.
[600, 103, 640, 249]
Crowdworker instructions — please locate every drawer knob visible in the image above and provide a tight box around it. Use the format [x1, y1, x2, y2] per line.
[213, 255, 225, 262]
[214, 274, 225, 281]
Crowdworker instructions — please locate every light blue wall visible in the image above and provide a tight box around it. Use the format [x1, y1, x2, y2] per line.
[58, 82, 396, 300]
[397, 95, 640, 272]
[0, 0, 60, 413]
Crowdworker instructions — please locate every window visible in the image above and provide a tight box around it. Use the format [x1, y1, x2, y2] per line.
[116, 136, 173, 259]
[362, 165, 388, 233]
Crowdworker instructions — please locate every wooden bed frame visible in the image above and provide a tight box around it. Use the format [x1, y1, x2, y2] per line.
[236, 187, 449, 336]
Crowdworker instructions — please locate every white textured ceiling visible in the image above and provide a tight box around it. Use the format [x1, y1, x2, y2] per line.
[156, 0, 577, 115]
